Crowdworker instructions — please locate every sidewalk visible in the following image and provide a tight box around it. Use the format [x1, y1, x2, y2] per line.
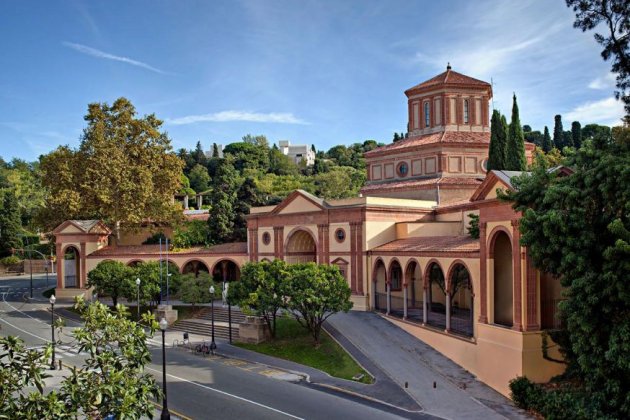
[326, 311, 530, 420]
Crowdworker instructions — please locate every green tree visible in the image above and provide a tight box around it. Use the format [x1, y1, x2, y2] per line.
[193, 141, 208, 167]
[179, 272, 214, 309]
[542, 126, 553, 153]
[233, 177, 264, 242]
[38, 98, 184, 235]
[567, 0, 630, 118]
[571, 121, 582, 149]
[582, 123, 612, 142]
[393, 132, 401, 142]
[87, 260, 134, 306]
[553, 114, 564, 149]
[488, 109, 507, 170]
[0, 188, 22, 257]
[506, 94, 527, 171]
[268, 145, 298, 176]
[173, 220, 211, 248]
[242, 134, 269, 149]
[229, 260, 290, 338]
[286, 263, 353, 346]
[129, 261, 164, 307]
[212, 143, 220, 158]
[224, 142, 269, 173]
[502, 127, 630, 418]
[207, 158, 238, 243]
[62, 298, 159, 418]
[188, 164, 210, 194]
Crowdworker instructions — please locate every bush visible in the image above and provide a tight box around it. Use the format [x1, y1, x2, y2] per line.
[142, 232, 167, 245]
[0, 255, 20, 266]
[509, 376, 542, 409]
[173, 221, 210, 248]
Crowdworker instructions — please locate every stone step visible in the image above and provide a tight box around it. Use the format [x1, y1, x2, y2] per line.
[169, 319, 239, 340]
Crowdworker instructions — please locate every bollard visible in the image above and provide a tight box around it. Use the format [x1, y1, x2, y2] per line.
[404, 381, 408, 388]
[58, 360, 62, 370]
[433, 381, 436, 388]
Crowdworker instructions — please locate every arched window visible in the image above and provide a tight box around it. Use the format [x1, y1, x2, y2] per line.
[426, 263, 447, 330]
[448, 264, 473, 337]
[424, 102, 430, 127]
[463, 99, 469, 124]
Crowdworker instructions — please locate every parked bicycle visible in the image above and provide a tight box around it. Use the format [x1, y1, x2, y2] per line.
[195, 341, 211, 356]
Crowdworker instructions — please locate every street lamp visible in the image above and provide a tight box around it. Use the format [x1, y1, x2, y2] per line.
[49, 295, 56, 370]
[166, 273, 172, 306]
[209, 286, 217, 354]
[135, 278, 141, 321]
[159, 317, 170, 420]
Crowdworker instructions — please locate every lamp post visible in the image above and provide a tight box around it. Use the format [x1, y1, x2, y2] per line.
[209, 286, 217, 354]
[135, 278, 141, 321]
[159, 318, 170, 420]
[45, 266, 49, 288]
[50, 295, 56, 370]
[166, 273, 172, 306]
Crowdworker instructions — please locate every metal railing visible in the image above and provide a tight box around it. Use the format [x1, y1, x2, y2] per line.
[449, 305, 473, 337]
[64, 275, 77, 288]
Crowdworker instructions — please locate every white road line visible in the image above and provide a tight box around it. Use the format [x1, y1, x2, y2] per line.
[146, 367, 304, 419]
[0, 314, 50, 343]
[1, 294, 47, 324]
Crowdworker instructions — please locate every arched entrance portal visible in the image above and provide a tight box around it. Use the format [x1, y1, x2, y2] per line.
[426, 263, 447, 330]
[182, 260, 210, 277]
[493, 232, 513, 327]
[448, 263, 473, 337]
[285, 230, 316, 264]
[372, 259, 387, 311]
[212, 260, 241, 283]
[63, 246, 80, 288]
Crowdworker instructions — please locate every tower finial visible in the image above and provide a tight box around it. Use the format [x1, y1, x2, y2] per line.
[447, 62, 451, 70]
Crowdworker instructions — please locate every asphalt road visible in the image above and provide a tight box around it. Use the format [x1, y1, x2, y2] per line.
[0, 275, 429, 420]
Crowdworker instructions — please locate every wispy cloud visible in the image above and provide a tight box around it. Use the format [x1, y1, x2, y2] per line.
[63, 42, 167, 74]
[167, 111, 308, 125]
[588, 72, 616, 90]
[565, 97, 625, 126]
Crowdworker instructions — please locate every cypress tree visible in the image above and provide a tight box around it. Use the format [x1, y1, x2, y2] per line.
[571, 121, 582, 149]
[553, 115, 564, 149]
[542, 126, 552, 153]
[487, 109, 507, 171]
[212, 143, 219, 158]
[506, 94, 526, 171]
[393, 132, 400, 142]
[0, 189, 22, 257]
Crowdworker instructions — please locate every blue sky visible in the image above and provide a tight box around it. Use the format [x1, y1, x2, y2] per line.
[0, 0, 623, 162]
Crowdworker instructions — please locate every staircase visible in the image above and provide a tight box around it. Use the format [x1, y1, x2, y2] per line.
[168, 304, 246, 341]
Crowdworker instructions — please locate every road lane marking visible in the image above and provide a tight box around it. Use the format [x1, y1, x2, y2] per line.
[146, 367, 304, 419]
[1, 294, 47, 324]
[0, 314, 50, 343]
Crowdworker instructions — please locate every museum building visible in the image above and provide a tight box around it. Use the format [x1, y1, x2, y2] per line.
[53, 66, 564, 396]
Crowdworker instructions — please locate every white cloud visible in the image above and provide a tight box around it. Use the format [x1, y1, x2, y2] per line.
[588, 72, 616, 89]
[63, 42, 167, 74]
[565, 97, 625, 126]
[167, 110, 308, 125]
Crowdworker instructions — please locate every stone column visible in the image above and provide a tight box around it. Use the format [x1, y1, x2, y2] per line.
[423, 287, 428, 324]
[349, 223, 358, 293]
[356, 223, 364, 295]
[525, 250, 540, 331]
[445, 292, 451, 332]
[403, 285, 408, 319]
[273, 227, 284, 260]
[479, 221, 488, 323]
[55, 242, 63, 289]
[183, 195, 189, 210]
[197, 194, 202, 209]
[512, 219, 523, 331]
[386, 282, 391, 315]
[80, 242, 87, 289]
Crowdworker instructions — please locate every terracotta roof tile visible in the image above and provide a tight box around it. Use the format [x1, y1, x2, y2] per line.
[89, 242, 248, 257]
[406, 69, 490, 93]
[372, 236, 479, 253]
[364, 131, 489, 157]
[360, 177, 482, 193]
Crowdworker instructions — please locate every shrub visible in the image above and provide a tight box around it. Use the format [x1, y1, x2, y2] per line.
[142, 232, 167, 245]
[509, 376, 542, 409]
[0, 255, 21, 266]
[173, 221, 210, 248]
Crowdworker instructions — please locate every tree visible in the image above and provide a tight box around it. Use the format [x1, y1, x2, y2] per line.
[179, 272, 214, 309]
[207, 158, 238, 244]
[542, 126, 553, 153]
[571, 121, 582, 149]
[506, 94, 527, 171]
[188, 164, 210, 194]
[0, 300, 160, 419]
[129, 261, 164, 307]
[193, 141, 208, 167]
[0, 188, 21, 257]
[212, 143, 220, 158]
[567, 0, 630, 119]
[224, 142, 269, 172]
[242, 134, 269, 149]
[268, 146, 299, 176]
[286, 263, 352, 346]
[582, 123, 612, 142]
[553, 114, 564, 149]
[393, 132, 401, 142]
[229, 260, 290, 338]
[38, 98, 184, 235]
[502, 127, 630, 418]
[523, 124, 532, 132]
[87, 260, 134, 306]
[488, 109, 507, 170]
[233, 177, 263, 242]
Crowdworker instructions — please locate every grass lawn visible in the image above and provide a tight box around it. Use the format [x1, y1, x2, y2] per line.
[236, 317, 373, 384]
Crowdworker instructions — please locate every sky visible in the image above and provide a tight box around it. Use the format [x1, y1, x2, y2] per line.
[0, 0, 624, 162]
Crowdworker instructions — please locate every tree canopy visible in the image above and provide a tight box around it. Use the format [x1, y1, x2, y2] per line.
[503, 127, 630, 418]
[38, 98, 184, 235]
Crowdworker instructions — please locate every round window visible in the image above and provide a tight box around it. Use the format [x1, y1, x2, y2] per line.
[481, 159, 488, 173]
[396, 162, 409, 177]
[335, 228, 346, 243]
[262, 232, 271, 245]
